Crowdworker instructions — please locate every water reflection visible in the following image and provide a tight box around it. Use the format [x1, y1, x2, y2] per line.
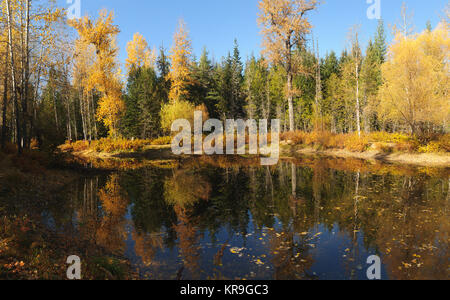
[6, 157, 449, 280]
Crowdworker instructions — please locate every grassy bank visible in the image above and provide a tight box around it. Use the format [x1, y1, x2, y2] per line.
[59, 131, 450, 168]
[60, 137, 172, 154]
[280, 131, 450, 167]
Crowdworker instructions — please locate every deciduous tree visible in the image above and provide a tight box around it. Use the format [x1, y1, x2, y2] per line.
[258, 0, 319, 131]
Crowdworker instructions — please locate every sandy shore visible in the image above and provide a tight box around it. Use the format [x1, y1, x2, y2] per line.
[285, 146, 450, 168]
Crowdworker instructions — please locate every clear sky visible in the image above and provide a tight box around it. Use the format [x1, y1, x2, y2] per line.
[59, 0, 447, 64]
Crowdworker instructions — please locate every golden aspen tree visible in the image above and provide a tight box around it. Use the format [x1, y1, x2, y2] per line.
[378, 25, 449, 136]
[125, 32, 156, 73]
[0, 0, 64, 150]
[168, 19, 193, 103]
[0, 9, 9, 149]
[4, 0, 22, 153]
[258, 0, 320, 132]
[341, 27, 363, 136]
[70, 10, 124, 138]
[73, 39, 97, 140]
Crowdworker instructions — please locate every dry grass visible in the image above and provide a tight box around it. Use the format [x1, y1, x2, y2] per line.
[60, 137, 173, 154]
[280, 131, 449, 154]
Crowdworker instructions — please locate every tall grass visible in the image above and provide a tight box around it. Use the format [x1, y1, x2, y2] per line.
[280, 131, 449, 153]
[59, 137, 173, 154]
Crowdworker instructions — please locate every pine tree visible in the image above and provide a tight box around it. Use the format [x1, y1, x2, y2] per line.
[374, 20, 387, 64]
[189, 47, 215, 112]
[214, 41, 246, 120]
[320, 51, 340, 129]
[244, 55, 269, 119]
[122, 67, 160, 139]
[156, 45, 171, 104]
[216, 53, 233, 120]
[230, 40, 246, 118]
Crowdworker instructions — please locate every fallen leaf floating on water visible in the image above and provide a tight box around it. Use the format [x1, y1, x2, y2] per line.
[230, 247, 245, 254]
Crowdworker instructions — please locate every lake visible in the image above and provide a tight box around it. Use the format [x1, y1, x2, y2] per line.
[2, 156, 449, 280]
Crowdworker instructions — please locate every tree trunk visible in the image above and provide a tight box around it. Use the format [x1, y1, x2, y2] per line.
[22, 0, 31, 148]
[355, 62, 361, 137]
[291, 162, 297, 198]
[1, 65, 8, 150]
[6, 0, 22, 154]
[287, 72, 295, 132]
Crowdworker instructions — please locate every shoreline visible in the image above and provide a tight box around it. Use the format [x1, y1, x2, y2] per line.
[64, 143, 450, 169]
[282, 145, 450, 168]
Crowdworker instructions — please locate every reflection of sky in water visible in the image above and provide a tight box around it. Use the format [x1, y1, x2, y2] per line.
[47, 160, 449, 280]
[124, 216, 388, 280]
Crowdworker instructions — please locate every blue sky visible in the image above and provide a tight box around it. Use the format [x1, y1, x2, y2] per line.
[60, 0, 447, 64]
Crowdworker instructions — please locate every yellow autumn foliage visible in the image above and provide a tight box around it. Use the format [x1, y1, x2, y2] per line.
[125, 32, 156, 73]
[168, 19, 193, 102]
[378, 24, 450, 135]
[70, 9, 124, 137]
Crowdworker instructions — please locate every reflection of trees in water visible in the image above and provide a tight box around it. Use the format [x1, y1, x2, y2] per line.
[249, 160, 449, 280]
[69, 159, 448, 280]
[291, 160, 448, 280]
[371, 175, 449, 280]
[73, 175, 130, 255]
[268, 230, 316, 280]
[164, 169, 211, 279]
[96, 174, 129, 254]
[76, 177, 101, 242]
[132, 230, 164, 267]
[164, 170, 211, 207]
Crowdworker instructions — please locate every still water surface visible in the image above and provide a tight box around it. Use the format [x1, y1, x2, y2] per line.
[35, 158, 450, 279]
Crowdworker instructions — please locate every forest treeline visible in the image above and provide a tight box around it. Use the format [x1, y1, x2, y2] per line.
[0, 0, 449, 155]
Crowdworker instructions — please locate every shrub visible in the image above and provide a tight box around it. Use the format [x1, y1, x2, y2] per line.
[393, 141, 418, 153]
[280, 131, 306, 144]
[344, 134, 370, 152]
[93, 138, 150, 153]
[368, 132, 411, 143]
[160, 101, 209, 133]
[328, 134, 347, 149]
[72, 140, 90, 152]
[437, 134, 450, 152]
[374, 143, 394, 153]
[151, 136, 172, 145]
[30, 138, 39, 150]
[418, 142, 441, 153]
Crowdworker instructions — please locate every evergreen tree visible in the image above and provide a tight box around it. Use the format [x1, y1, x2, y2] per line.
[122, 66, 160, 139]
[215, 41, 246, 119]
[374, 20, 387, 64]
[361, 40, 382, 131]
[293, 47, 316, 131]
[156, 46, 171, 104]
[230, 40, 246, 118]
[321, 51, 340, 125]
[189, 47, 216, 114]
[244, 55, 268, 119]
